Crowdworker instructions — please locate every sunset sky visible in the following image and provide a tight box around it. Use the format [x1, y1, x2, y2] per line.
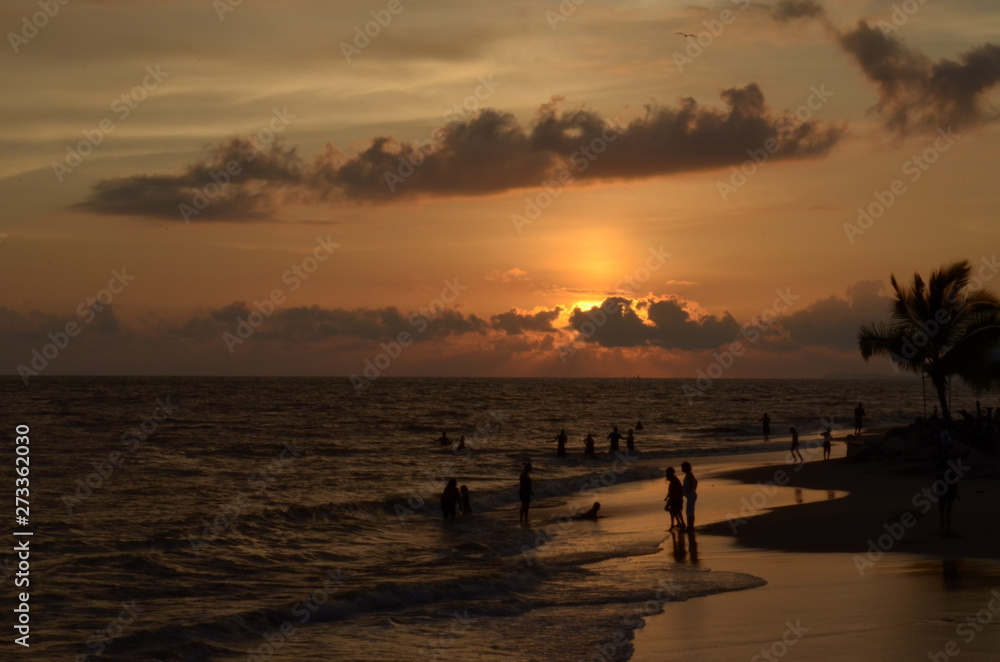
[3, 0, 999, 381]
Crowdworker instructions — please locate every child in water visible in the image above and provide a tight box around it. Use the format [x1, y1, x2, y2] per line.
[459, 485, 471, 514]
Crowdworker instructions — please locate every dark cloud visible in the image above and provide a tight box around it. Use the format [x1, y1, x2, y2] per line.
[490, 308, 561, 335]
[76, 139, 304, 221]
[779, 280, 891, 349]
[760, 0, 1000, 136]
[569, 297, 741, 350]
[838, 23, 1000, 135]
[77, 86, 845, 221]
[768, 0, 828, 23]
[173, 302, 488, 344]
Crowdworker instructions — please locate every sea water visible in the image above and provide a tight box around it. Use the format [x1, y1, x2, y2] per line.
[1, 376, 967, 660]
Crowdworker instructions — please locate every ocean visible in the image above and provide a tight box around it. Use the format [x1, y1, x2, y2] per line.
[1, 376, 976, 661]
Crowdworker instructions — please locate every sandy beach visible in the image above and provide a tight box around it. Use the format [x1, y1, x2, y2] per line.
[553, 443, 1000, 661]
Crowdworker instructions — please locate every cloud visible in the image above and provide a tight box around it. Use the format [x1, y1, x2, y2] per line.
[173, 302, 489, 344]
[762, 0, 1000, 136]
[490, 308, 561, 335]
[485, 268, 528, 283]
[838, 23, 1000, 135]
[768, 0, 828, 23]
[778, 280, 891, 349]
[77, 86, 845, 221]
[568, 296, 741, 350]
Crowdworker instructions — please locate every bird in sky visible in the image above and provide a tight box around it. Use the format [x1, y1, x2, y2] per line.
[676, 32, 696, 38]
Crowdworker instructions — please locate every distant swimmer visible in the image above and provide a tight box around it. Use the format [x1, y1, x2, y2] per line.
[574, 502, 601, 520]
[761, 413, 771, 441]
[437, 431, 451, 447]
[607, 426, 622, 453]
[519, 463, 533, 524]
[790, 427, 803, 463]
[584, 434, 596, 458]
[456, 435, 466, 451]
[626, 429, 636, 455]
[440, 478, 460, 521]
[635, 420, 644, 431]
[550, 429, 568, 458]
[460, 485, 472, 514]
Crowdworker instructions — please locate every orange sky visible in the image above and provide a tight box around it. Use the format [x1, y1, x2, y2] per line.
[2, 0, 999, 381]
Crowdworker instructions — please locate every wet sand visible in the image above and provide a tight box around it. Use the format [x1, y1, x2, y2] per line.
[563, 444, 1000, 660]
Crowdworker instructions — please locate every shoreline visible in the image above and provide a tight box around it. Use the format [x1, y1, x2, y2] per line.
[547, 443, 1000, 660]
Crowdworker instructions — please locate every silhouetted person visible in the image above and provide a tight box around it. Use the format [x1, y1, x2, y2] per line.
[584, 434, 595, 458]
[626, 429, 636, 455]
[456, 435, 466, 451]
[681, 461, 698, 531]
[519, 463, 533, 524]
[854, 403, 865, 436]
[761, 413, 771, 441]
[575, 501, 601, 520]
[635, 420, 644, 431]
[936, 458, 959, 536]
[551, 429, 568, 457]
[607, 426, 622, 453]
[664, 467, 685, 530]
[441, 478, 460, 520]
[437, 431, 451, 447]
[460, 485, 471, 514]
[821, 426, 832, 461]
[790, 427, 803, 463]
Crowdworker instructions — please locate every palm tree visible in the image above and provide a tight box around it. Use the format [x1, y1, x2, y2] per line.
[858, 260, 1000, 424]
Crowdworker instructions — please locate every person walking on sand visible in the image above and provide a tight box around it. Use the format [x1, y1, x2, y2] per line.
[789, 427, 803, 463]
[550, 429, 568, 458]
[626, 429, 636, 455]
[664, 467, 685, 530]
[519, 463, 533, 524]
[761, 413, 771, 441]
[821, 427, 833, 461]
[584, 434, 596, 458]
[440, 478, 460, 521]
[607, 426, 622, 454]
[854, 403, 865, 436]
[681, 462, 698, 531]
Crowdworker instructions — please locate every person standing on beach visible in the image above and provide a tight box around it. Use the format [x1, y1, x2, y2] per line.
[789, 427, 803, 463]
[550, 429, 568, 458]
[607, 426, 622, 454]
[584, 434, 596, 458]
[440, 478, 460, 521]
[935, 458, 959, 535]
[761, 413, 771, 441]
[664, 467, 685, 530]
[626, 429, 636, 455]
[519, 463, 533, 524]
[821, 427, 832, 461]
[854, 403, 865, 436]
[681, 461, 698, 531]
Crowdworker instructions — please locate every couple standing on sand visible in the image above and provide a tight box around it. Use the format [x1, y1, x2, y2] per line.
[664, 462, 698, 531]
